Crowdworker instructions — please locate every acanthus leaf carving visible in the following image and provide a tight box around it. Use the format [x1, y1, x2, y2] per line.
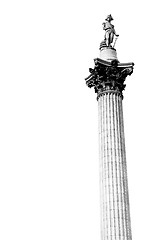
[85, 60, 134, 97]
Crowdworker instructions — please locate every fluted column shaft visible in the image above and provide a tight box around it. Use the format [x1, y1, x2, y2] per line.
[98, 91, 132, 240]
[85, 57, 134, 240]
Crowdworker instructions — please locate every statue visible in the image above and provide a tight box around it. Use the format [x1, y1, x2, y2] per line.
[102, 14, 119, 48]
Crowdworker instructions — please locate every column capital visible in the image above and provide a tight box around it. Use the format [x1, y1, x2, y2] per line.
[85, 58, 134, 98]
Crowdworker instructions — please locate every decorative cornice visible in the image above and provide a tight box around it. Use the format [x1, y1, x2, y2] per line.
[85, 58, 134, 99]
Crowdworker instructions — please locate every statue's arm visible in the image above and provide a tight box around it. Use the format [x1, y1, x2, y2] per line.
[113, 26, 119, 37]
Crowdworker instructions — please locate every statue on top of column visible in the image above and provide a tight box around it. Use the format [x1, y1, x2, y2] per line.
[102, 14, 119, 48]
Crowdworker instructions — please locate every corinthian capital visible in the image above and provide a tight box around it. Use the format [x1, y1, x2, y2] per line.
[85, 58, 134, 98]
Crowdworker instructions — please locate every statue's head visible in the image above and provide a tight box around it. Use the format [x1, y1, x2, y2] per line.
[105, 14, 113, 22]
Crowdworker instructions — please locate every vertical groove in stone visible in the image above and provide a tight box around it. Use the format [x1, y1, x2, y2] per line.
[105, 94, 110, 240]
[106, 93, 111, 239]
[117, 95, 124, 240]
[115, 94, 125, 240]
[110, 93, 117, 239]
[101, 95, 105, 240]
[109, 93, 113, 238]
[102, 95, 105, 240]
[119, 97, 132, 240]
[116, 95, 125, 239]
[103, 94, 108, 240]
[112, 93, 120, 239]
[98, 91, 132, 240]
[108, 93, 113, 239]
[98, 96, 103, 240]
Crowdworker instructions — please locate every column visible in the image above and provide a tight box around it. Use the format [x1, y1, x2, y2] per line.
[85, 58, 134, 240]
[98, 91, 132, 240]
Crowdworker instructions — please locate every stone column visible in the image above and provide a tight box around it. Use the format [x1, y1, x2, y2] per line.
[98, 91, 131, 240]
[85, 57, 134, 240]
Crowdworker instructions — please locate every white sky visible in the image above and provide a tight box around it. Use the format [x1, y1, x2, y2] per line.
[0, 0, 160, 239]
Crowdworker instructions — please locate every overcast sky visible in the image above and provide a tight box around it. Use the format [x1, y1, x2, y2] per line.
[0, 0, 160, 239]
